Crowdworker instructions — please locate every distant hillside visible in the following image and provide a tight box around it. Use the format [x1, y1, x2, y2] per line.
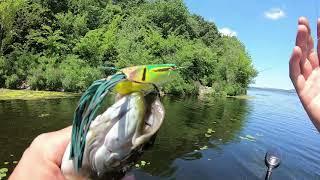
[249, 87, 296, 94]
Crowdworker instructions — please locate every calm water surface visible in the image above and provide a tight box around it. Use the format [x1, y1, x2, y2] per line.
[0, 88, 320, 179]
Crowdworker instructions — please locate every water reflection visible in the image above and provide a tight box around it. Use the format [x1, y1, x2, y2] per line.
[1, 89, 320, 179]
[133, 96, 250, 178]
[0, 94, 250, 178]
[0, 98, 78, 175]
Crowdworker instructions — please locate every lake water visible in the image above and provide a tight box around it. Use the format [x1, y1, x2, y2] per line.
[0, 88, 320, 179]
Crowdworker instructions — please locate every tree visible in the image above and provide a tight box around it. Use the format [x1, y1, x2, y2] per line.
[0, 0, 25, 54]
[0, 0, 257, 96]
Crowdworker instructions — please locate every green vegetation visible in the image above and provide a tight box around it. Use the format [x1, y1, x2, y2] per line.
[0, 89, 78, 100]
[0, 167, 8, 179]
[135, 160, 150, 168]
[0, 0, 257, 96]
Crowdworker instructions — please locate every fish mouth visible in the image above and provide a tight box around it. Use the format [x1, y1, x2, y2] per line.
[138, 92, 165, 143]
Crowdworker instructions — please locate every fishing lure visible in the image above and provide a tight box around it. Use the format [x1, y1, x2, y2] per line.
[115, 64, 177, 95]
[61, 64, 177, 179]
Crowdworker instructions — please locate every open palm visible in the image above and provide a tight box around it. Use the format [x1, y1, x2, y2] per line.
[290, 17, 320, 131]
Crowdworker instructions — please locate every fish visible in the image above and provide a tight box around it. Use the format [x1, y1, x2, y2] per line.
[61, 64, 176, 179]
[61, 92, 165, 179]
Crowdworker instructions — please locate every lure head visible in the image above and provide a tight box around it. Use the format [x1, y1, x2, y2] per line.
[114, 64, 177, 95]
[120, 64, 177, 85]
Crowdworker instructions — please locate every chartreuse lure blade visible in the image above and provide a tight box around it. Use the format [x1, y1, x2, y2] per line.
[69, 64, 176, 171]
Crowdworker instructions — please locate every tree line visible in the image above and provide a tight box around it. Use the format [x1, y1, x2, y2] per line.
[0, 0, 257, 96]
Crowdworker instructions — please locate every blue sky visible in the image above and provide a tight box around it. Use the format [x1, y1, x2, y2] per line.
[185, 0, 319, 90]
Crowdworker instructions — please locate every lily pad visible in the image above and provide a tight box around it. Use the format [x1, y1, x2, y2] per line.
[0, 168, 8, 173]
[3, 162, 8, 165]
[0, 173, 7, 179]
[199, 145, 208, 150]
[136, 160, 150, 168]
[246, 135, 255, 140]
[204, 133, 211, 137]
[207, 128, 215, 134]
[140, 161, 146, 166]
[239, 135, 256, 142]
[13, 161, 18, 164]
[39, 113, 50, 118]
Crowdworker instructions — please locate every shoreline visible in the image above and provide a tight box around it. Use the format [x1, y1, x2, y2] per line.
[226, 95, 254, 99]
[0, 89, 79, 100]
[0, 88, 253, 101]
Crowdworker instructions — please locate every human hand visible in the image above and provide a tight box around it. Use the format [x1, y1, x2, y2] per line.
[9, 126, 71, 180]
[289, 17, 320, 131]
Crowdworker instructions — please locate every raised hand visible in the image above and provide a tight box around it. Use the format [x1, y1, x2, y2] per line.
[289, 17, 320, 131]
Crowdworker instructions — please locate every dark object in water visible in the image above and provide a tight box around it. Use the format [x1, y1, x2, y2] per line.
[264, 149, 281, 180]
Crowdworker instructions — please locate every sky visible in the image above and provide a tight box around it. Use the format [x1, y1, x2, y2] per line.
[184, 0, 320, 90]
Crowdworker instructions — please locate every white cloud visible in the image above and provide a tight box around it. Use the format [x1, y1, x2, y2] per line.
[218, 27, 237, 37]
[208, 17, 215, 23]
[264, 8, 286, 20]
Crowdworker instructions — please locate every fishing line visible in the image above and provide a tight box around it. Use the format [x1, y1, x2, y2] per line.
[258, 67, 272, 73]
[176, 66, 190, 70]
[316, 0, 319, 21]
